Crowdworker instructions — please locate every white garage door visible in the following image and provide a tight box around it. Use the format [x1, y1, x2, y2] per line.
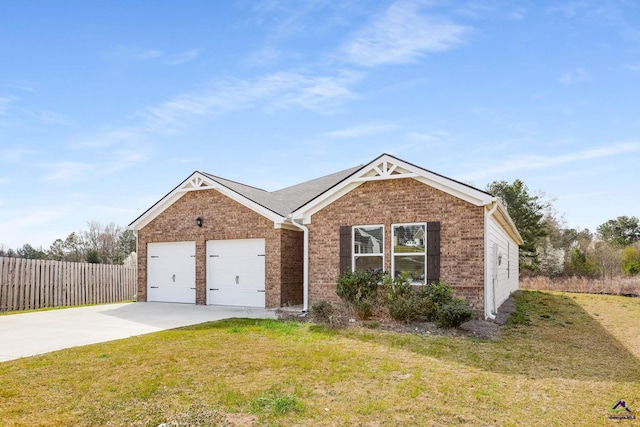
[147, 241, 196, 303]
[206, 239, 265, 307]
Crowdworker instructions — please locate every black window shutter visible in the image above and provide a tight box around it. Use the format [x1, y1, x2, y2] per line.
[339, 226, 352, 274]
[426, 222, 441, 284]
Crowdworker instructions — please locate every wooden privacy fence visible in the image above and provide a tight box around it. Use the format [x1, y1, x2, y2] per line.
[0, 257, 137, 312]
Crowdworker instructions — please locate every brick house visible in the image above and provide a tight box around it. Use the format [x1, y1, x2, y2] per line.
[129, 153, 522, 319]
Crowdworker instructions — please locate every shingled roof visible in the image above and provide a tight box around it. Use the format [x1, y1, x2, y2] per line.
[200, 165, 362, 217]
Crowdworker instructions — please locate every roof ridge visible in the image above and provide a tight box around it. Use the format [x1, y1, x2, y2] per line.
[199, 171, 269, 193]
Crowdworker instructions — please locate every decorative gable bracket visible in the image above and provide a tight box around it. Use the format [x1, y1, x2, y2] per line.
[179, 174, 212, 191]
[353, 159, 419, 182]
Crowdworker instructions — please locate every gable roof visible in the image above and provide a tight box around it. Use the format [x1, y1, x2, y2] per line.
[290, 153, 496, 222]
[129, 153, 522, 245]
[128, 164, 363, 230]
[201, 165, 362, 216]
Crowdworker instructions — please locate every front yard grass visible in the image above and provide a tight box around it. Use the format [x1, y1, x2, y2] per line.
[1, 291, 639, 426]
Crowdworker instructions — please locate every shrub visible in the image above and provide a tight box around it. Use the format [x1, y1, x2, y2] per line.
[622, 246, 640, 276]
[416, 281, 454, 321]
[336, 270, 381, 319]
[382, 273, 422, 323]
[436, 298, 473, 328]
[310, 300, 334, 323]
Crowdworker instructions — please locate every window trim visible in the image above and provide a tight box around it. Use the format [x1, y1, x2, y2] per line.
[392, 222, 427, 284]
[352, 224, 384, 272]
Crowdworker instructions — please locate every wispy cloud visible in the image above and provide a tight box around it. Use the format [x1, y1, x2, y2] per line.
[0, 148, 33, 163]
[406, 130, 450, 143]
[105, 45, 200, 65]
[324, 123, 396, 138]
[340, 0, 470, 67]
[461, 141, 640, 180]
[4, 80, 37, 92]
[106, 45, 164, 61]
[165, 49, 201, 65]
[546, 2, 590, 17]
[621, 63, 640, 72]
[0, 178, 9, 184]
[559, 67, 591, 85]
[141, 70, 361, 129]
[0, 208, 67, 236]
[26, 110, 74, 126]
[42, 161, 95, 182]
[0, 96, 14, 115]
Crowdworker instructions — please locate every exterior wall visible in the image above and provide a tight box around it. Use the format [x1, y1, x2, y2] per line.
[487, 215, 520, 312]
[307, 178, 486, 312]
[279, 228, 304, 306]
[137, 189, 301, 308]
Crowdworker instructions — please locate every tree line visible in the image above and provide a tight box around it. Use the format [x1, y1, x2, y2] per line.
[488, 180, 640, 279]
[0, 221, 136, 265]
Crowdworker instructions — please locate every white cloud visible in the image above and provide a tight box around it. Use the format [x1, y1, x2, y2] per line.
[406, 130, 450, 143]
[0, 96, 14, 115]
[4, 80, 37, 92]
[559, 68, 591, 85]
[41, 161, 95, 183]
[165, 49, 201, 65]
[324, 123, 396, 138]
[0, 148, 33, 163]
[0, 178, 9, 184]
[141, 70, 361, 129]
[621, 63, 640, 72]
[26, 110, 74, 126]
[340, 0, 470, 67]
[546, 2, 590, 17]
[461, 141, 640, 181]
[105, 45, 164, 61]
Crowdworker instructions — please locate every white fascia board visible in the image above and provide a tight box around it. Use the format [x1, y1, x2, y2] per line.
[489, 202, 524, 245]
[130, 172, 284, 230]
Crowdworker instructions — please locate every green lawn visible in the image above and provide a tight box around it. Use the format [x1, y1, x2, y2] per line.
[1, 291, 639, 426]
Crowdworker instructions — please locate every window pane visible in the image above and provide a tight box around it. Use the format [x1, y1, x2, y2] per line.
[355, 256, 383, 273]
[354, 226, 383, 254]
[393, 224, 425, 253]
[394, 255, 425, 283]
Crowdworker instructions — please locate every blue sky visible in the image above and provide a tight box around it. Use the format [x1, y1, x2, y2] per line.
[1, 0, 639, 250]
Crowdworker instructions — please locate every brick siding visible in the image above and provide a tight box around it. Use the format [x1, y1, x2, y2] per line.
[137, 189, 302, 308]
[307, 178, 486, 312]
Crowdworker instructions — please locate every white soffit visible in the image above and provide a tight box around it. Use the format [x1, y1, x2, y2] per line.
[294, 154, 493, 223]
[130, 172, 283, 230]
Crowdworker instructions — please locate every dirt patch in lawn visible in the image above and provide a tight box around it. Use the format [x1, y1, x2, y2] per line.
[279, 293, 518, 340]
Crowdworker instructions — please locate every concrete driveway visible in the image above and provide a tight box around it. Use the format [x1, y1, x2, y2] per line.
[0, 302, 276, 362]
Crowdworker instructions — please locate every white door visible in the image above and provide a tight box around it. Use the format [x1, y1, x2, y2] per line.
[147, 241, 196, 303]
[206, 239, 265, 307]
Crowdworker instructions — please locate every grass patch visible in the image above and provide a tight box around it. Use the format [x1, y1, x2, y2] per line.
[250, 389, 303, 415]
[1, 291, 639, 426]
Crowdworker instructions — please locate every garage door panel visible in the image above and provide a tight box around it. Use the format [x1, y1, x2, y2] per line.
[206, 239, 266, 307]
[148, 242, 196, 304]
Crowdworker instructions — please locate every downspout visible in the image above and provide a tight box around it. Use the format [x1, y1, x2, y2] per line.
[484, 201, 499, 320]
[287, 215, 309, 312]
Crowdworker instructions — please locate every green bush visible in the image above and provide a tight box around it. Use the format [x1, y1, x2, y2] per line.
[382, 273, 422, 323]
[436, 298, 473, 328]
[416, 281, 454, 321]
[336, 270, 382, 319]
[622, 246, 640, 277]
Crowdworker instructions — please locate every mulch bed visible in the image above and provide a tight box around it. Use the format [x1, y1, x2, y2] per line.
[278, 293, 518, 340]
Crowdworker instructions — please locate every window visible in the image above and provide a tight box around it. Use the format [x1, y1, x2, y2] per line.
[353, 225, 384, 272]
[392, 223, 426, 283]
